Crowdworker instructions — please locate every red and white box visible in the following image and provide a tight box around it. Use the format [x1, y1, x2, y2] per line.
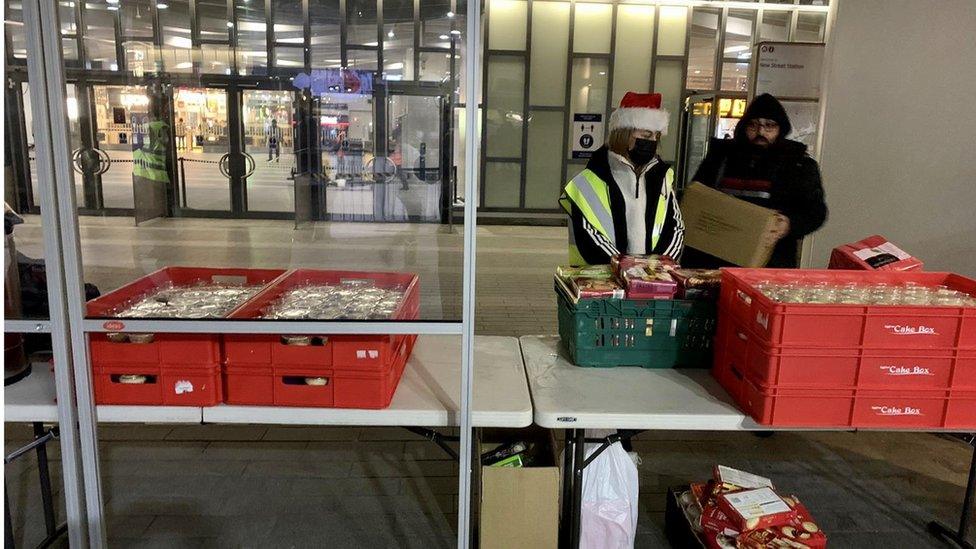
[716, 487, 797, 532]
[829, 235, 922, 271]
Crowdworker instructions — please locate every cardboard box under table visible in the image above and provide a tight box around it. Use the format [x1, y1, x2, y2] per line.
[680, 182, 780, 267]
[477, 428, 559, 549]
[224, 269, 420, 409]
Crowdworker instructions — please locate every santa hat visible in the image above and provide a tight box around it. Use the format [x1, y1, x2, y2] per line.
[608, 92, 669, 135]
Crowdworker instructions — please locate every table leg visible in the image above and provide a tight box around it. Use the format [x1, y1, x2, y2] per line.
[5, 483, 15, 549]
[928, 438, 976, 549]
[561, 429, 576, 547]
[33, 423, 57, 538]
[570, 429, 586, 549]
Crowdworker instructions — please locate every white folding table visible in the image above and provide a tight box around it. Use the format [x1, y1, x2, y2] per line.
[520, 335, 976, 549]
[203, 335, 532, 428]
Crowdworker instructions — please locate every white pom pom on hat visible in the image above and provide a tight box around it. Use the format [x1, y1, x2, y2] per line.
[608, 91, 669, 135]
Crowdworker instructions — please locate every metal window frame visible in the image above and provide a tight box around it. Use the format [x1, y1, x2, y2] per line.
[23, 1, 483, 547]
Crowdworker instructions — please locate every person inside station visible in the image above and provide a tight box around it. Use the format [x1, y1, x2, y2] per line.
[559, 92, 685, 265]
[683, 93, 828, 268]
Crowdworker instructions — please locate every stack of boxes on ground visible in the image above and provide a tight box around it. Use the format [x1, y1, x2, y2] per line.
[667, 465, 826, 549]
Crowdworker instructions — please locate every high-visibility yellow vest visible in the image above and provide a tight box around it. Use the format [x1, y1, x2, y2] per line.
[133, 120, 170, 183]
[559, 168, 673, 265]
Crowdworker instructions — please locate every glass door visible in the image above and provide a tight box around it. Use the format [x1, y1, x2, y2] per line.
[319, 92, 377, 221]
[172, 87, 232, 212]
[23, 82, 85, 209]
[91, 84, 149, 210]
[241, 89, 296, 214]
[384, 93, 446, 222]
[681, 94, 716, 188]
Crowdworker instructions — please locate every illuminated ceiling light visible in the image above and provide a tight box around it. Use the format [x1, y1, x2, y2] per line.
[227, 21, 234, 28]
[694, 70, 701, 74]
[106, 0, 119, 3]
[598, 71, 606, 76]
[439, 34, 449, 40]
[446, 11, 455, 18]
[450, 30, 460, 36]
[156, 3, 168, 9]
[388, 30, 395, 38]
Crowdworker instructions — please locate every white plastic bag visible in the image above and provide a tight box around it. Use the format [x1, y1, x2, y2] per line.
[579, 436, 640, 549]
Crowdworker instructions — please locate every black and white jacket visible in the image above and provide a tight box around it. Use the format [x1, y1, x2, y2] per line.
[568, 146, 685, 264]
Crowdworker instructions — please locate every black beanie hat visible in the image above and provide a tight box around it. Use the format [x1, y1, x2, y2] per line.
[734, 93, 792, 141]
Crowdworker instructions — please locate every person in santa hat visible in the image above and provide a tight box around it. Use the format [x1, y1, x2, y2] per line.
[559, 92, 684, 265]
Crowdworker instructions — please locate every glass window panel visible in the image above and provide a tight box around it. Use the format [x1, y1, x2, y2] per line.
[347, 0, 378, 46]
[384, 0, 415, 80]
[160, 0, 192, 49]
[237, 0, 268, 74]
[721, 61, 749, 92]
[6, 2, 27, 59]
[794, 12, 827, 42]
[524, 110, 564, 209]
[653, 60, 683, 162]
[120, 0, 154, 37]
[418, 52, 452, 83]
[347, 48, 378, 71]
[657, 6, 687, 56]
[420, 0, 453, 48]
[274, 46, 305, 69]
[687, 8, 719, 90]
[161, 47, 197, 73]
[59, 1, 78, 35]
[484, 162, 521, 208]
[123, 41, 159, 75]
[84, 2, 118, 71]
[529, 1, 569, 107]
[612, 5, 654, 107]
[760, 11, 790, 42]
[62, 37, 79, 61]
[573, 3, 612, 54]
[310, 0, 341, 69]
[198, 0, 230, 41]
[274, 0, 304, 44]
[453, 106, 482, 203]
[485, 56, 524, 158]
[724, 9, 754, 58]
[568, 57, 608, 157]
[488, 0, 527, 51]
[201, 43, 234, 74]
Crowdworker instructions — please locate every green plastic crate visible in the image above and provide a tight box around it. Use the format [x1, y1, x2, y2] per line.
[556, 282, 717, 368]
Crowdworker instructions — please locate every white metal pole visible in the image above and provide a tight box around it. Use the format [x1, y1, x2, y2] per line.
[457, 0, 482, 545]
[20, 0, 88, 545]
[34, 0, 109, 545]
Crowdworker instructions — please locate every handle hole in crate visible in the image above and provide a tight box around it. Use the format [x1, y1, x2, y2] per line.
[282, 376, 329, 386]
[280, 336, 329, 347]
[110, 374, 157, 385]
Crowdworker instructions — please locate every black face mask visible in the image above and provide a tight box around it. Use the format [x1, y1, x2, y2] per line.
[628, 138, 657, 166]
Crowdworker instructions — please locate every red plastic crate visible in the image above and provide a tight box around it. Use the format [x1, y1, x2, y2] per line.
[87, 267, 288, 368]
[93, 363, 223, 406]
[715, 362, 976, 429]
[225, 268, 419, 372]
[720, 268, 976, 350]
[223, 334, 411, 408]
[716, 317, 968, 391]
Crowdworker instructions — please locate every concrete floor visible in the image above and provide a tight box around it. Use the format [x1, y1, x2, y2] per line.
[5, 215, 974, 548]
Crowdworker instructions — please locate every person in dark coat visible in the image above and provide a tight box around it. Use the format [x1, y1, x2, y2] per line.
[683, 93, 827, 268]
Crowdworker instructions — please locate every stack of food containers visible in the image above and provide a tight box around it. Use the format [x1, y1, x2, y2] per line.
[713, 268, 976, 428]
[224, 269, 419, 409]
[86, 267, 287, 406]
[86, 267, 419, 409]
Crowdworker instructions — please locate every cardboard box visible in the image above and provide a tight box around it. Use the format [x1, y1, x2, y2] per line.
[717, 487, 797, 532]
[478, 429, 559, 549]
[829, 235, 923, 271]
[680, 183, 780, 267]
